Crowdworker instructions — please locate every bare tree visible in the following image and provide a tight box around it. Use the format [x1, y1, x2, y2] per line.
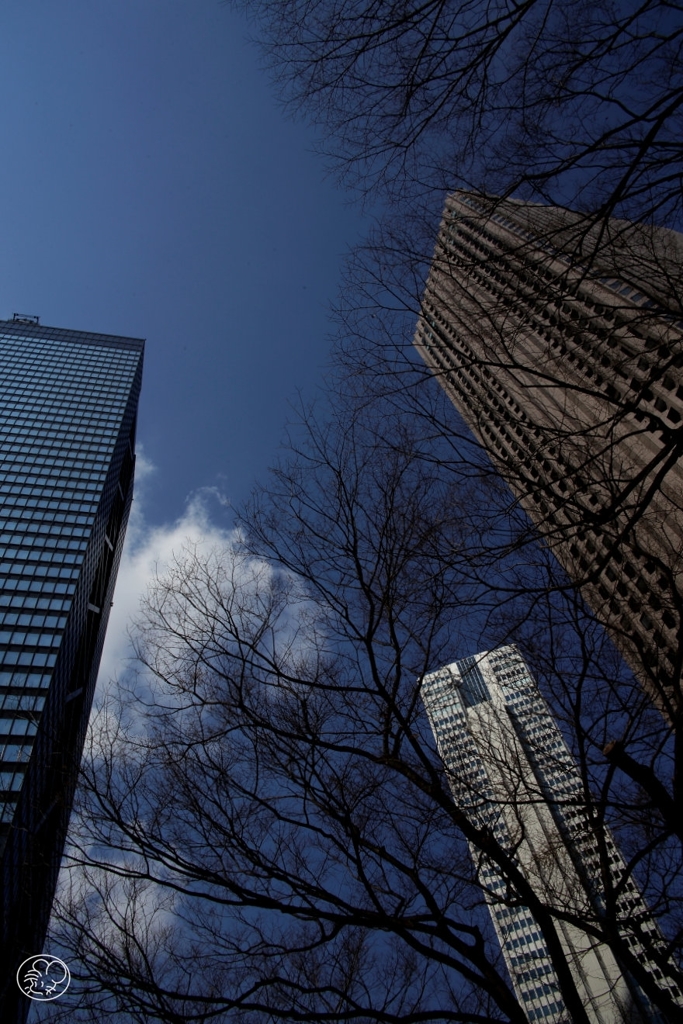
[22, 7, 683, 1018]
[37, 373, 682, 1023]
[231, 0, 683, 736]
[236, 0, 683, 228]
[328, 193, 683, 820]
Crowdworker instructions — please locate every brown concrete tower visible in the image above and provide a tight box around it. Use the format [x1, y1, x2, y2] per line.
[415, 192, 683, 715]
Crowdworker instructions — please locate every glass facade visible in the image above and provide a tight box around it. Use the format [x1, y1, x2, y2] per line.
[0, 319, 143, 1018]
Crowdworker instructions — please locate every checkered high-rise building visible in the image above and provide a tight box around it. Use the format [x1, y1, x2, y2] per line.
[415, 193, 683, 715]
[422, 645, 682, 1023]
[0, 317, 144, 1020]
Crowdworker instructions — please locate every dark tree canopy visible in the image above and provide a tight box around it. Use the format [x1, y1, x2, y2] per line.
[239, 0, 683, 226]
[38, 369, 683, 1023]
[31, 5, 683, 1020]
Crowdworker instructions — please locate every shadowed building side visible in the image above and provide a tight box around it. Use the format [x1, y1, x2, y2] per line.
[0, 320, 144, 1022]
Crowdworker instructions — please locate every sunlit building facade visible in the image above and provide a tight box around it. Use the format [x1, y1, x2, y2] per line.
[415, 193, 683, 713]
[0, 317, 144, 1019]
[422, 645, 682, 1023]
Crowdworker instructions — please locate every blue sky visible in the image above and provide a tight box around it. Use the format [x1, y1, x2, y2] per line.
[0, 0, 373, 686]
[0, 0, 368, 526]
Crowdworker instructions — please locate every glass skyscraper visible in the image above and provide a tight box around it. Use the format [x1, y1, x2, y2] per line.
[422, 645, 682, 1023]
[0, 317, 144, 1018]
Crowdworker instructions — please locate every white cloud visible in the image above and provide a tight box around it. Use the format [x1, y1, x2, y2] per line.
[96, 451, 236, 690]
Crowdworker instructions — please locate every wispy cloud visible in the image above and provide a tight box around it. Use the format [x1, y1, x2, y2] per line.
[96, 450, 236, 689]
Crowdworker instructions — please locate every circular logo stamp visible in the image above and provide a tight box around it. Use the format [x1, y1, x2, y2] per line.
[16, 955, 71, 1001]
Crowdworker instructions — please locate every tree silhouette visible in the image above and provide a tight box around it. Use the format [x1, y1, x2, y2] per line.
[39, 364, 683, 1022]
[237, 0, 683, 227]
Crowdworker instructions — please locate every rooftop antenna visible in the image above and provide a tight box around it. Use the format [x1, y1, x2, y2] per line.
[12, 313, 40, 325]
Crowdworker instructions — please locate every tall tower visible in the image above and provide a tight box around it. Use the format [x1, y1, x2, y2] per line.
[421, 645, 682, 1023]
[415, 193, 683, 715]
[0, 317, 144, 1019]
